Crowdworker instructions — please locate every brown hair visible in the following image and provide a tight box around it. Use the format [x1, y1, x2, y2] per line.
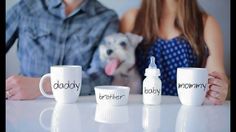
[132, 0, 208, 66]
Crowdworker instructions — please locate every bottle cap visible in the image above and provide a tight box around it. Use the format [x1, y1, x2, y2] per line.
[145, 56, 160, 76]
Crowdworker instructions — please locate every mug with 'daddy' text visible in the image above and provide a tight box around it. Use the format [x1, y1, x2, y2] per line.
[39, 65, 82, 103]
[177, 68, 208, 106]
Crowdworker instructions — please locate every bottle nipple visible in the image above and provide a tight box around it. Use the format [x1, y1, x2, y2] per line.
[145, 56, 160, 76]
[148, 56, 157, 69]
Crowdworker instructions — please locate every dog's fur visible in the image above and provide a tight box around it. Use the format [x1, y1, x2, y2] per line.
[99, 33, 143, 94]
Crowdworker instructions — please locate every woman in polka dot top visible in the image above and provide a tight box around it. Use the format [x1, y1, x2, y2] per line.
[120, 0, 229, 105]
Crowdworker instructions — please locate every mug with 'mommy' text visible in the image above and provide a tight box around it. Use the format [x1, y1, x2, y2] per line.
[39, 65, 82, 103]
[177, 68, 208, 106]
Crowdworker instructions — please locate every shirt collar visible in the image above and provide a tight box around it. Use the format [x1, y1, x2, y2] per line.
[47, 0, 62, 8]
[47, 0, 96, 16]
[79, 0, 96, 16]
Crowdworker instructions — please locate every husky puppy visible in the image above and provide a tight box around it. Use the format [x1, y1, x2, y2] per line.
[99, 33, 143, 94]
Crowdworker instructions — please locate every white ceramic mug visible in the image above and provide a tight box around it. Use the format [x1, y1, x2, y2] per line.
[177, 68, 208, 106]
[39, 65, 82, 103]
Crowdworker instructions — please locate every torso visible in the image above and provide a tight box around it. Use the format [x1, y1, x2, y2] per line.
[16, 0, 118, 77]
[121, 9, 209, 95]
[135, 36, 198, 96]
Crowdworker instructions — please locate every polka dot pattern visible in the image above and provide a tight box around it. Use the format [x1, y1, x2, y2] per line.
[136, 36, 198, 96]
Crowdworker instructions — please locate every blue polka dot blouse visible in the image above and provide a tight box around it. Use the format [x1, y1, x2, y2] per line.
[136, 36, 198, 96]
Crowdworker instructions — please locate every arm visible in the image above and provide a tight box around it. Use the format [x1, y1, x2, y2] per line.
[6, 2, 20, 53]
[119, 9, 138, 33]
[5, 1, 52, 100]
[80, 13, 119, 95]
[6, 76, 52, 100]
[204, 16, 229, 104]
[6, 12, 119, 99]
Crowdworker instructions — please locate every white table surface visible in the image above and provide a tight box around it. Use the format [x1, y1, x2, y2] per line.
[6, 95, 230, 132]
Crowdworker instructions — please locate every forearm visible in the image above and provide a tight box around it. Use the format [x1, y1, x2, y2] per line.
[6, 75, 52, 100]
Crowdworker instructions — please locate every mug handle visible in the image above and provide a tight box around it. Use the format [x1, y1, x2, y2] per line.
[39, 107, 54, 130]
[39, 73, 54, 98]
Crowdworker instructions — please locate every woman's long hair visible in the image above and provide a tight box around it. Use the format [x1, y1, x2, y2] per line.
[132, 0, 208, 66]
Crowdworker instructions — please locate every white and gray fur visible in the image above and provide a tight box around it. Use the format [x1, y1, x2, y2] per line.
[99, 32, 143, 94]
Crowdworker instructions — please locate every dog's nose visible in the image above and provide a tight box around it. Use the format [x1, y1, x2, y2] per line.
[106, 49, 113, 55]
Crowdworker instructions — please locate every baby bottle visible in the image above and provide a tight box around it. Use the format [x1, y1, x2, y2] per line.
[143, 56, 162, 105]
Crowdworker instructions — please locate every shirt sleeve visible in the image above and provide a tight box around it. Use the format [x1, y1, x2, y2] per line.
[6, 2, 20, 53]
[80, 13, 119, 95]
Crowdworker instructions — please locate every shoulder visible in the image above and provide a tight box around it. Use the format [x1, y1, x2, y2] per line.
[91, 0, 118, 20]
[122, 8, 139, 19]
[204, 15, 221, 32]
[120, 8, 139, 33]
[13, 0, 44, 15]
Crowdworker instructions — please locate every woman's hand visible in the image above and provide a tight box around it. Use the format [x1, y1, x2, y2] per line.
[206, 71, 229, 105]
[6, 75, 50, 100]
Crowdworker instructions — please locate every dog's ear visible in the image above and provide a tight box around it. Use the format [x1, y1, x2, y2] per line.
[125, 32, 143, 47]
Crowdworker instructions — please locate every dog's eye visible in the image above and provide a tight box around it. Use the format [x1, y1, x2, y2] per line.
[120, 41, 127, 47]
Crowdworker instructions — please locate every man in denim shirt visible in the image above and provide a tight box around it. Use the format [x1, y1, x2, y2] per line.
[6, 0, 119, 100]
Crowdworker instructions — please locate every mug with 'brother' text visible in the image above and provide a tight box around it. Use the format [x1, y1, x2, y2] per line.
[39, 65, 82, 103]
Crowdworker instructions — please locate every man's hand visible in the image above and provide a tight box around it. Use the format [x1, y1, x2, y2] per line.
[6, 75, 51, 100]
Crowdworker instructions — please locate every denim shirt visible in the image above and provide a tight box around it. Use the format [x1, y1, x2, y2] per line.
[6, 0, 119, 95]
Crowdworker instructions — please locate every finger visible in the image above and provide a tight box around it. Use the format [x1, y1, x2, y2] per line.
[5, 91, 10, 99]
[6, 76, 18, 91]
[209, 85, 223, 93]
[208, 85, 228, 101]
[206, 95, 223, 105]
[207, 89, 226, 103]
[6, 90, 14, 99]
[8, 93, 21, 100]
[208, 71, 224, 80]
[207, 90, 220, 99]
[7, 87, 20, 99]
[6, 79, 13, 91]
[208, 78, 224, 87]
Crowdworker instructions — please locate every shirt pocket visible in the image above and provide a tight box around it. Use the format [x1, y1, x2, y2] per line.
[26, 24, 51, 40]
[29, 22, 52, 44]
[19, 22, 54, 57]
[31, 28, 51, 40]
